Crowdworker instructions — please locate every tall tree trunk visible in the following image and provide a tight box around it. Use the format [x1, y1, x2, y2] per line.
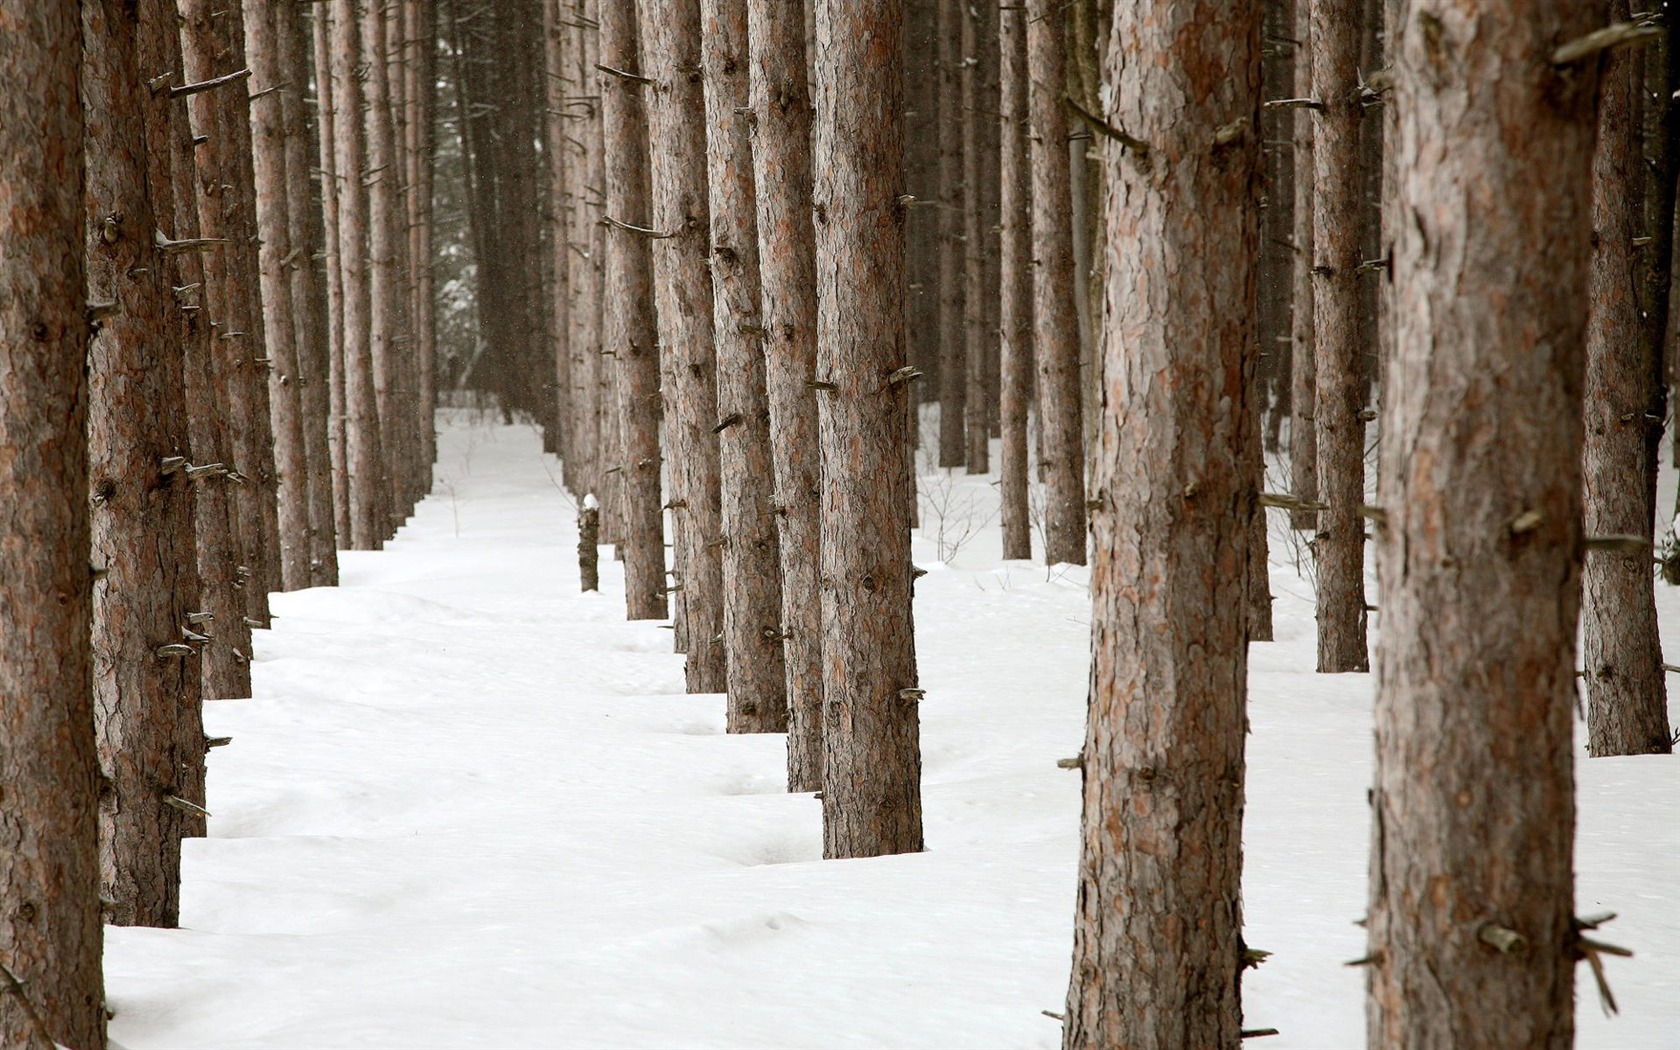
[314, 2, 353, 549]
[1290, 2, 1319, 531]
[179, 0, 283, 624]
[750, 0, 824, 789]
[364, 0, 405, 531]
[1367, 3, 1599, 1045]
[998, 3, 1032, 560]
[1062, 3, 1258, 1045]
[0, 6, 104, 1045]
[542, 0, 573, 470]
[574, 6, 605, 503]
[639, 0, 727, 693]
[277, 0, 339, 586]
[600, 4, 668, 623]
[936, 0, 967, 468]
[246, 0, 312, 591]
[961, 0, 989, 474]
[814, 0, 924, 859]
[331, 0, 391, 549]
[409, 0, 439, 494]
[85, 0, 205, 929]
[703, 0, 788, 733]
[1310, 0, 1369, 672]
[1028, 1, 1087, 567]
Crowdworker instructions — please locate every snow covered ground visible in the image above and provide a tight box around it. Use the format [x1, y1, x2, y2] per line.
[104, 410, 1680, 1048]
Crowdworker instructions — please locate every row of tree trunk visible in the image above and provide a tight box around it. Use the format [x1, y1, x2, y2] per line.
[1, 1, 440, 1044]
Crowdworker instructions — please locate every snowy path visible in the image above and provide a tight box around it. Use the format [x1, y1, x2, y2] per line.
[104, 413, 1679, 1048]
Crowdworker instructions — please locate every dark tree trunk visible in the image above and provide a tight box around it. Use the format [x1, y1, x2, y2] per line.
[814, 0, 924, 859]
[1028, 0, 1087, 567]
[0, 5, 104, 1045]
[364, 0, 406, 531]
[1310, 0, 1369, 672]
[313, 2, 353, 549]
[600, 3, 668, 623]
[1062, 3, 1258, 1045]
[639, 0, 727, 693]
[961, 0, 989, 474]
[750, 0, 824, 788]
[998, 3, 1032, 561]
[1289, 0, 1318, 531]
[1367, 3, 1600, 1045]
[935, 0, 966, 468]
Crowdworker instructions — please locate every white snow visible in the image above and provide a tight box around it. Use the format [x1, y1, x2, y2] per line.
[104, 410, 1680, 1048]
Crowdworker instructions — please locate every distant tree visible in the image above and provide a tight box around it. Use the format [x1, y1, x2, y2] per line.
[814, 0, 924, 858]
[1583, 0, 1673, 757]
[1367, 2, 1600, 1045]
[936, 0, 966, 469]
[998, 2, 1032, 561]
[749, 0, 824, 788]
[1028, 0, 1086, 566]
[1310, 0, 1369, 672]
[638, 0, 727, 693]
[961, 0, 990, 474]
[0, 8, 103, 1047]
[1062, 1, 1258, 1044]
[600, 3, 668, 623]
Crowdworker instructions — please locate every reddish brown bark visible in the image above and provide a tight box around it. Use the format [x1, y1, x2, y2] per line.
[1063, 3, 1258, 1045]
[0, 5, 103, 1045]
[1368, 3, 1600, 1045]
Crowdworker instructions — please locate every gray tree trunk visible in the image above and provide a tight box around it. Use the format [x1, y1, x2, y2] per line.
[998, 3, 1033, 561]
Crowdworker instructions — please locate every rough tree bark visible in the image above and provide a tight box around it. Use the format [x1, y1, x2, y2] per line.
[314, 2, 353, 549]
[998, 3, 1032, 560]
[246, 0, 312, 591]
[84, 0, 205, 929]
[0, 6, 104, 1045]
[703, 0, 789, 733]
[1367, 3, 1600, 1046]
[364, 0, 407, 530]
[961, 0, 989, 474]
[331, 0, 391, 549]
[1290, 2, 1318, 531]
[749, 0, 824, 788]
[542, 0, 572, 468]
[936, 0, 967, 468]
[814, 0, 924, 859]
[566, 6, 603, 502]
[600, 3, 668, 623]
[1583, 8, 1673, 758]
[179, 0, 282, 622]
[639, 0, 727, 693]
[1062, 2, 1259, 1045]
[1028, 0, 1087, 567]
[1310, 0, 1369, 672]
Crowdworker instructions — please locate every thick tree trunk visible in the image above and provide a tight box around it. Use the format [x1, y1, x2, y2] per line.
[1367, 3, 1599, 1045]
[0, 7, 104, 1045]
[703, 0, 789, 733]
[84, 0, 205, 929]
[1062, 4, 1258, 1046]
[1310, 0, 1369, 672]
[246, 0, 312, 591]
[814, 0, 924, 859]
[331, 0, 391, 549]
[750, 0, 824, 789]
[277, 0, 338, 586]
[179, 0, 282, 623]
[639, 0, 727, 693]
[1583, 14, 1673, 758]
[998, 5, 1032, 561]
[313, 3, 353, 549]
[600, 4, 668, 623]
[935, 0, 966, 468]
[1028, 1, 1087, 567]
[1289, 2, 1319, 532]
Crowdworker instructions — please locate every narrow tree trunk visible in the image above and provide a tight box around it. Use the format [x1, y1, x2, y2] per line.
[542, 0, 573, 471]
[246, 0, 312, 591]
[936, 0, 967, 468]
[277, 0, 339, 586]
[1367, 3, 1599, 1045]
[750, 0, 824, 789]
[0, 5, 104, 1044]
[814, 0, 924, 859]
[364, 0, 406, 531]
[331, 0, 391, 549]
[1583, 0, 1672, 757]
[409, 0, 439, 494]
[703, 0, 788, 733]
[961, 0, 989, 474]
[1028, 1, 1087, 567]
[1289, 2, 1318, 531]
[179, 0, 282, 623]
[600, 4, 668, 623]
[1310, 0, 1368, 672]
[638, 0, 727, 693]
[313, 2, 353, 549]
[998, 4, 1032, 560]
[1062, 3, 1258, 1045]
